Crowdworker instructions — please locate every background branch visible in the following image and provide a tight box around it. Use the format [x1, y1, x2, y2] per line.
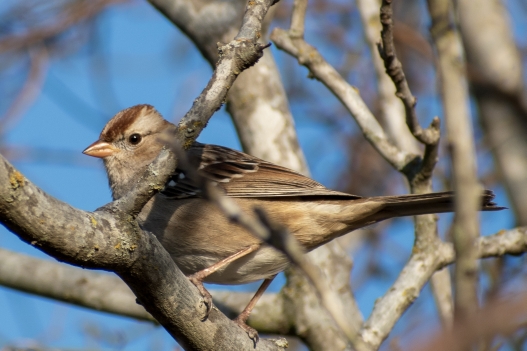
[427, 0, 481, 323]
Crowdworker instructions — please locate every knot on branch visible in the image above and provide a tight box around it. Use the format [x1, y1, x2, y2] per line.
[218, 40, 270, 75]
[234, 40, 271, 74]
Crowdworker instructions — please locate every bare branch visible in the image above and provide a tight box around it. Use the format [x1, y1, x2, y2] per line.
[359, 242, 442, 349]
[457, 0, 527, 226]
[359, 226, 527, 349]
[289, 0, 308, 38]
[356, 0, 420, 154]
[271, 28, 415, 172]
[376, 0, 440, 184]
[378, 0, 438, 146]
[174, 0, 278, 148]
[0, 248, 155, 322]
[427, 0, 481, 322]
[429, 267, 454, 328]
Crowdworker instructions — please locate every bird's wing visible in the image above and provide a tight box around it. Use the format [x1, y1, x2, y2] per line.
[161, 143, 361, 199]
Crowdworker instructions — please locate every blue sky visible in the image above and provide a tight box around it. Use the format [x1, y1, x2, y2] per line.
[0, 1, 518, 350]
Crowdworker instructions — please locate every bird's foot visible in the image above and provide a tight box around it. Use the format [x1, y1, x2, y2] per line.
[188, 274, 213, 319]
[233, 314, 260, 345]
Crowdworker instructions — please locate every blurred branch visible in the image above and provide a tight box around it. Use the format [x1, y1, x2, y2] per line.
[427, 0, 481, 323]
[0, 248, 155, 322]
[0, 248, 289, 333]
[410, 292, 527, 351]
[0, 45, 49, 136]
[457, 0, 527, 227]
[0, 0, 127, 54]
[429, 267, 454, 328]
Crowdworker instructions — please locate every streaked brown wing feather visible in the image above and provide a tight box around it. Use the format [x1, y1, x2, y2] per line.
[161, 142, 361, 199]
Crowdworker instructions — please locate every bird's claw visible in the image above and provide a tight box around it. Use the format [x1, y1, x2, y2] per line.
[233, 315, 260, 345]
[188, 274, 213, 319]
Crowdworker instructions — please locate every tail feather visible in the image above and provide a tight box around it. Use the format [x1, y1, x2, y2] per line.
[373, 190, 505, 218]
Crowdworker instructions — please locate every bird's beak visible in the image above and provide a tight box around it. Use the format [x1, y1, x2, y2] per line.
[82, 140, 119, 158]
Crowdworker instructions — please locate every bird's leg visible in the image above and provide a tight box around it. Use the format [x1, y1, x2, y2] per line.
[233, 275, 276, 343]
[187, 243, 261, 317]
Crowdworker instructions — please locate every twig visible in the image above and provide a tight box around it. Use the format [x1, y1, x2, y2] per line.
[377, 0, 440, 183]
[289, 0, 308, 38]
[355, 0, 420, 154]
[175, 0, 278, 148]
[377, 0, 438, 146]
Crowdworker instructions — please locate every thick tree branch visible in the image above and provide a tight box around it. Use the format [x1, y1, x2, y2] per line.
[0, 248, 289, 333]
[0, 151, 286, 350]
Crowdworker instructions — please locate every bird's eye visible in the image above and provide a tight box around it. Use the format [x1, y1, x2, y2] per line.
[128, 133, 142, 145]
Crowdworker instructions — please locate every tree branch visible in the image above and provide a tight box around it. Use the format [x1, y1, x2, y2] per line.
[356, 0, 420, 154]
[427, 0, 481, 322]
[172, 0, 277, 148]
[0, 151, 285, 350]
[271, 28, 415, 172]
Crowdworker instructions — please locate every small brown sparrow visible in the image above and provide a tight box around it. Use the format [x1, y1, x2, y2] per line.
[83, 104, 503, 340]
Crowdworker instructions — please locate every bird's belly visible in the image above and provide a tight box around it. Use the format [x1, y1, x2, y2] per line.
[174, 246, 290, 284]
[139, 196, 289, 284]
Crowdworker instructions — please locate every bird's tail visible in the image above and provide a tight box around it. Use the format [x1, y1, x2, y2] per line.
[371, 189, 504, 219]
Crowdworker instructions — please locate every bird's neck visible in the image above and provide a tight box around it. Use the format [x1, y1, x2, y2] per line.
[104, 157, 149, 200]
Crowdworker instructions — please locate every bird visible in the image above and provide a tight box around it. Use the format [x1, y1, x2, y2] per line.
[83, 104, 503, 341]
